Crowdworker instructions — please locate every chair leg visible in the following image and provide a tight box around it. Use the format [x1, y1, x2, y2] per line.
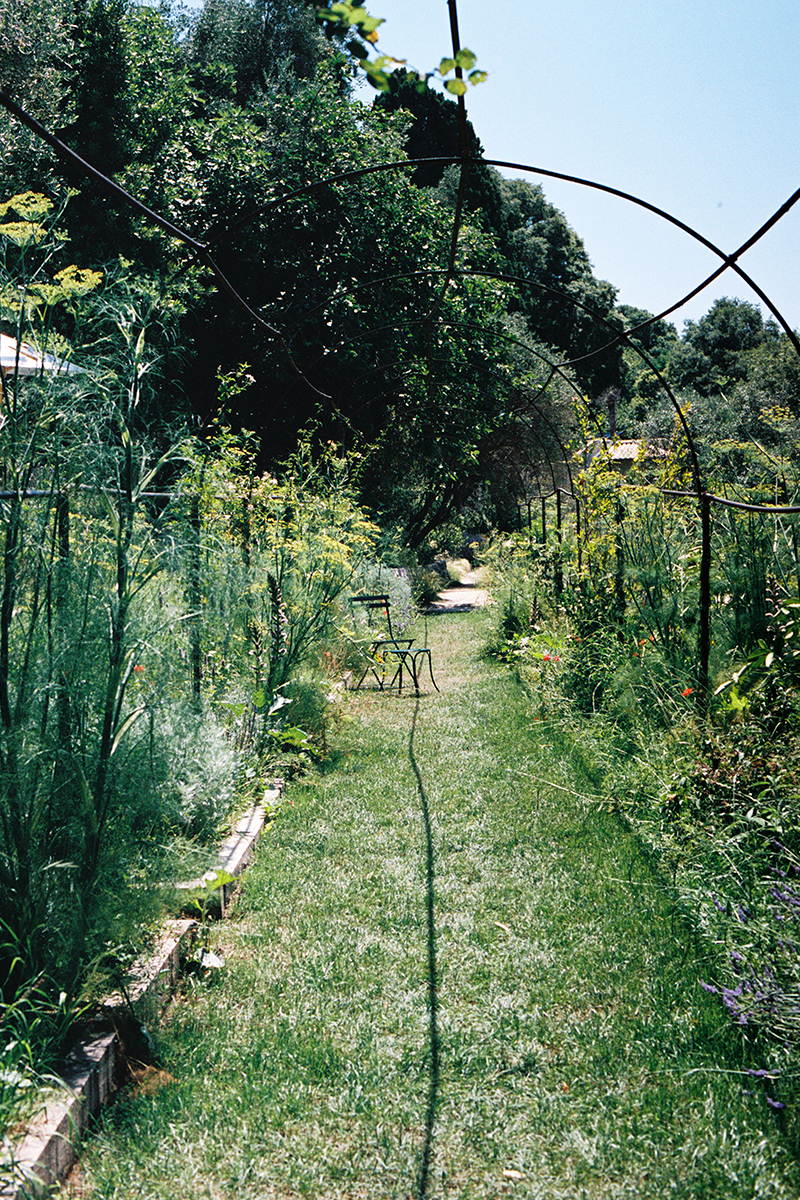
[405, 649, 439, 695]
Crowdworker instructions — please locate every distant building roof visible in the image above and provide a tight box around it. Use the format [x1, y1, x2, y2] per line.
[575, 438, 669, 473]
[0, 332, 82, 376]
[605, 439, 644, 462]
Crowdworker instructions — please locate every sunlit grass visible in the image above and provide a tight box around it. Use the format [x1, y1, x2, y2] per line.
[66, 610, 800, 1198]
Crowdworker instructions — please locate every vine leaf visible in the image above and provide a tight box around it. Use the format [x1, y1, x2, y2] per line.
[318, 6, 487, 94]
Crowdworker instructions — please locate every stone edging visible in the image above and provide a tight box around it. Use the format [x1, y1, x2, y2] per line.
[2, 787, 279, 1199]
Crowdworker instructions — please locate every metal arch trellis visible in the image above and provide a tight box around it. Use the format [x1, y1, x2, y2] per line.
[319, 349, 571, 539]
[0, 0, 798, 709]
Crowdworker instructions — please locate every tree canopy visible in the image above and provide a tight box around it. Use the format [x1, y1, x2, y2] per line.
[1, 0, 795, 545]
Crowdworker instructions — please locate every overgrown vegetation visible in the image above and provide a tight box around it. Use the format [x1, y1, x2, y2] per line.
[0, 0, 799, 1186]
[0, 192, 382, 1150]
[484, 438, 800, 1107]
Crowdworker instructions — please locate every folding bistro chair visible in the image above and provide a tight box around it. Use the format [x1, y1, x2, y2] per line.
[349, 593, 439, 694]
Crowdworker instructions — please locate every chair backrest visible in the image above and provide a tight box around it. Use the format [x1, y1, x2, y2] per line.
[349, 593, 395, 641]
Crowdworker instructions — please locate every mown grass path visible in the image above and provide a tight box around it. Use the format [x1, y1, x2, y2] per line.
[70, 610, 800, 1199]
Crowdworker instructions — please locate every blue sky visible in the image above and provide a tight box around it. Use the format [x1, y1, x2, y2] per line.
[359, 0, 799, 334]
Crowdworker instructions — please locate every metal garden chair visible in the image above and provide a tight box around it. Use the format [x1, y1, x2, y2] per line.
[348, 593, 439, 694]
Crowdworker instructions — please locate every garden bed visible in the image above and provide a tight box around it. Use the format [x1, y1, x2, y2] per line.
[1, 788, 280, 1200]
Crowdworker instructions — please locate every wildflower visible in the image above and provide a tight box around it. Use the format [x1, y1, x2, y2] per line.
[133, 664, 144, 673]
[766, 1097, 786, 1110]
[682, 686, 693, 697]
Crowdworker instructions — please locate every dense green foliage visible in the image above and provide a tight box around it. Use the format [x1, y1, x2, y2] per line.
[0, 187, 384, 1151]
[4, 0, 795, 546]
[1, 0, 800, 1179]
[485, 438, 800, 1077]
[0, 0, 614, 545]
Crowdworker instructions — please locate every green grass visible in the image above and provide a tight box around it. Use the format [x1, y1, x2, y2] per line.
[64, 611, 800, 1198]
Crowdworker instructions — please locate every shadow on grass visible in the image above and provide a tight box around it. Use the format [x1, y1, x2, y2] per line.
[408, 695, 440, 1200]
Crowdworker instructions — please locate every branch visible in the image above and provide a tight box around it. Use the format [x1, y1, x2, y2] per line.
[0, 91, 331, 400]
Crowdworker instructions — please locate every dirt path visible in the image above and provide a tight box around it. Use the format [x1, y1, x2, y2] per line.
[426, 584, 489, 613]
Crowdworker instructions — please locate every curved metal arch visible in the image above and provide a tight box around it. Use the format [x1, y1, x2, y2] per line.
[277, 260, 702, 492]
[317, 348, 573, 500]
[196, 148, 799, 356]
[299, 314, 581, 496]
[483, 160, 800, 354]
[2, 58, 796, 502]
[2, 90, 795, 486]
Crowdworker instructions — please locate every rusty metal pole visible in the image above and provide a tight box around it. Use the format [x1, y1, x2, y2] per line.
[698, 492, 711, 714]
[188, 494, 203, 708]
[555, 489, 563, 596]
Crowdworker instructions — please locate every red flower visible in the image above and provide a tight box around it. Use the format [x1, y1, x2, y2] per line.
[682, 686, 693, 697]
[133, 664, 144, 673]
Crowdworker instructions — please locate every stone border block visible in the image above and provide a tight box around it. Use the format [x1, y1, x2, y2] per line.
[2, 791, 278, 1197]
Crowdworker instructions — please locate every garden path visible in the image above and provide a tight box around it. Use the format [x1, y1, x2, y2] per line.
[69, 609, 800, 1200]
[426, 582, 488, 613]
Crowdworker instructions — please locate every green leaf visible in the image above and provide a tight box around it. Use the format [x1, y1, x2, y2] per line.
[454, 48, 477, 70]
[99, 490, 120, 538]
[357, 15, 384, 34]
[468, 69, 488, 85]
[438, 57, 456, 75]
[363, 59, 391, 90]
[444, 78, 467, 95]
